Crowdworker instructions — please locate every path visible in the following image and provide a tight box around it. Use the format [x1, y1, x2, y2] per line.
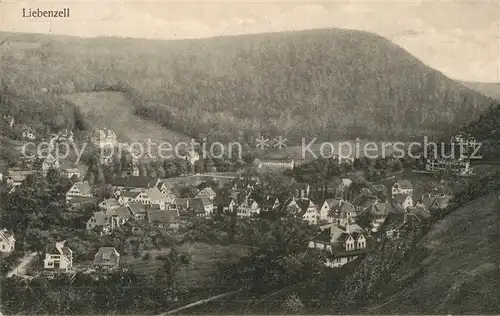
[7, 252, 37, 278]
[158, 288, 243, 315]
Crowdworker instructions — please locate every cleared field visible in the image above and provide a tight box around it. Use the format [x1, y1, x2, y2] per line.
[62, 91, 189, 146]
[121, 242, 249, 288]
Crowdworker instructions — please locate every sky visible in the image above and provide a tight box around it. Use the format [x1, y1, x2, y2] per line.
[1, 0, 499, 82]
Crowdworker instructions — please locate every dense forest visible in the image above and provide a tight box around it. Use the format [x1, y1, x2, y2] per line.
[0, 29, 495, 144]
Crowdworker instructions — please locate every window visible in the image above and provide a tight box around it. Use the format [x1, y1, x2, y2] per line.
[1, 245, 4, 250]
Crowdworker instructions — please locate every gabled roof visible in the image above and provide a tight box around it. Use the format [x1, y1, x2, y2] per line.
[352, 194, 377, 209]
[368, 201, 389, 217]
[70, 181, 92, 195]
[198, 187, 216, 197]
[111, 176, 158, 189]
[99, 198, 120, 208]
[295, 198, 314, 213]
[108, 207, 134, 220]
[393, 193, 411, 204]
[323, 198, 342, 209]
[393, 180, 413, 190]
[127, 202, 147, 215]
[383, 213, 406, 231]
[407, 206, 432, 221]
[45, 240, 72, 257]
[119, 189, 142, 199]
[338, 201, 356, 215]
[145, 187, 165, 201]
[147, 209, 180, 225]
[90, 211, 109, 226]
[93, 247, 120, 266]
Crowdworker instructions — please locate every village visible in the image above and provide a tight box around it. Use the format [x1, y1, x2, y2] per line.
[0, 124, 479, 282]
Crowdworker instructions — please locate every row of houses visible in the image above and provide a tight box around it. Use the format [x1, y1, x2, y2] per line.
[306, 179, 451, 268]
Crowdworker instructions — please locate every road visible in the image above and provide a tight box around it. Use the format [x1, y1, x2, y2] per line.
[7, 252, 37, 278]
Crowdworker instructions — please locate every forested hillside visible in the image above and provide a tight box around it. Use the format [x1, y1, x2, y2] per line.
[0, 29, 495, 143]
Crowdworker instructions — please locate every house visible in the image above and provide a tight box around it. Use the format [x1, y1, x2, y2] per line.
[393, 193, 413, 210]
[213, 191, 235, 213]
[147, 208, 180, 229]
[67, 196, 97, 211]
[6, 169, 34, 187]
[59, 161, 80, 179]
[121, 163, 140, 177]
[416, 193, 451, 212]
[92, 128, 118, 148]
[60, 168, 80, 179]
[319, 198, 343, 222]
[450, 134, 478, 148]
[111, 176, 160, 191]
[237, 198, 261, 218]
[196, 187, 217, 201]
[0, 229, 15, 253]
[308, 223, 368, 268]
[325, 200, 357, 227]
[425, 158, 473, 176]
[156, 182, 177, 204]
[126, 202, 147, 220]
[145, 187, 167, 205]
[93, 247, 120, 270]
[352, 194, 378, 213]
[175, 197, 213, 218]
[391, 180, 413, 197]
[86, 211, 111, 235]
[34, 153, 60, 172]
[107, 207, 135, 229]
[43, 240, 73, 272]
[117, 189, 142, 205]
[286, 198, 319, 224]
[255, 159, 295, 171]
[365, 201, 390, 231]
[98, 198, 121, 212]
[66, 181, 93, 202]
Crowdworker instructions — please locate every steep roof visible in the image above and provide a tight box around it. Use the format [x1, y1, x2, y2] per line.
[111, 176, 158, 189]
[353, 195, 377, 209]
[393, 180, 413, 190]
[93, 247, 120, 266]
[119, 190, 142, 199]
[338, 201, 356, 215]
[323, 198, 342, 209]
[91, 211, 109, 226]
[369, 201, 389, 217]
[108, 207, 134, 220]
[71, 181, 92, 195]
[127, 202, 147, 215]
[394, 193, 411, 204]
[198, 186, 216, 197]
[145, 187, 165, 201]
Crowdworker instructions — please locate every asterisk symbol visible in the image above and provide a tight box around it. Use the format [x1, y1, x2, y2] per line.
[255, 136, 270, 150]
[273, 136, 288, 149]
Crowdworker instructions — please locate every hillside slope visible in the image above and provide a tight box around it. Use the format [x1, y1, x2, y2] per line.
[461, 81, 500, 101]
[0, 29, 495, 142]
[337, 180, 500, 314]
[61, 92, 188, 145]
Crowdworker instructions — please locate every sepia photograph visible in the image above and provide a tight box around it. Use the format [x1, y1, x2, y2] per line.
[0, 0, 499, 314]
